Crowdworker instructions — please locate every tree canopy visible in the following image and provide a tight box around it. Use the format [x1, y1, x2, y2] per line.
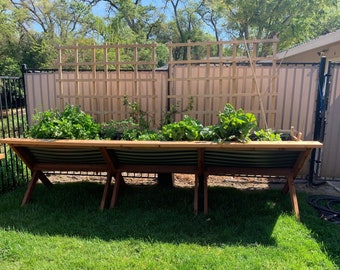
[0, 0, 338, 75]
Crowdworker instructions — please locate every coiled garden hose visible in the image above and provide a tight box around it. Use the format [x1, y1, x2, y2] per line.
[307, 195, 340, 224]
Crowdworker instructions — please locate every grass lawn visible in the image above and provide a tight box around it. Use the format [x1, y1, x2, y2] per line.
[0, 181, 339, 269]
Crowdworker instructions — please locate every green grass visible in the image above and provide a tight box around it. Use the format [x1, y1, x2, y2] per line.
[0, 181, 339, 269]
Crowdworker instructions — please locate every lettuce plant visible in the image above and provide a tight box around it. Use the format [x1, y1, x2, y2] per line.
[27, 104, 100, 139]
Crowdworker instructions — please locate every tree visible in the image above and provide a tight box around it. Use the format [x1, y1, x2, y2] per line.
[164, 0, 213, 60]
[10, 0, 96, 44]
[6, 0, 101, 69]
[83, 0, 166, 43]
[0, 0, 22, 75]
[196, 0, 230, 42]
[207, 0, 339, 51]
[299, 1, 340, 36]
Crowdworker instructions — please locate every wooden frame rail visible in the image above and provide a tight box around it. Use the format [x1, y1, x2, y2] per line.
[0, 138, 322, 219]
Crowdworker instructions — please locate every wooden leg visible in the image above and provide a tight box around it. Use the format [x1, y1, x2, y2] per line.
[37, 171, 53, 187]
[194, 174, 199, 215]
[100, 172, 113, 210]
[287, 175, 300, 220]
[203, 174, 208, 215]
[281, 181, 289, 194]
[21, 170, 40, 206]
[110, 172, 123, 209]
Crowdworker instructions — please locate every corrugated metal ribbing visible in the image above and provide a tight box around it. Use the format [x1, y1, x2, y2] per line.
[28, 148, 105, 164]
[320, 64, 340, 179]
[276, 65, 318, 138]
[204, 150, 300, 168]
[112, 149, 198, 166]
[25, 71, 168, 127]
[24, 72, 59, 125]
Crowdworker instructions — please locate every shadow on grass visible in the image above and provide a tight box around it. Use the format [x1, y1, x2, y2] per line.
[0, 182, 294, 246]
[299, 193, 340, 267]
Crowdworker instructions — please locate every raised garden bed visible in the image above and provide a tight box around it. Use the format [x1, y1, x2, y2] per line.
[0, 103, 324, 219]
[0, 138, 322, 219]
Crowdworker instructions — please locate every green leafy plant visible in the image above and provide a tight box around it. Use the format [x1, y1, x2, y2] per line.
[137, 130, 163, 141]
[213, 103, 258, 142]
[100, 118, 139, 140]
[27, 104, 100, 139]
[99, 97, 154, 140]
[123, 96, 150, 130]
[26, 101, 282, 142]
[161, 115, 204, 141]
[250, 128, 282, 141]
[161, 97, 194, 126]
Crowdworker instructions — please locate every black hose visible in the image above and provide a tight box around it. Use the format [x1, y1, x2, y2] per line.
[307, 195, 340, 224]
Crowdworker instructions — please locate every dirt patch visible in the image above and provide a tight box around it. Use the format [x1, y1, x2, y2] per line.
[46, 173, 340, 197]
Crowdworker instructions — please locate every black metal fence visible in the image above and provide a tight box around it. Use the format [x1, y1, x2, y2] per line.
[0, 76, 30, 193]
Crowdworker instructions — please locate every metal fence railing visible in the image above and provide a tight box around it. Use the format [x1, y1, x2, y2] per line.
[0, 76, 30, 193]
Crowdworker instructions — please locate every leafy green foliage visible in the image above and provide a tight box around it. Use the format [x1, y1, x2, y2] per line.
[100, 118, 140, 140]
[100, 97, 197, 141]
[250, 129, 282, 141]
[161, 115, 204, 141]
[123, 96, 150, 130]
[100, 97, 154, 141]
[27, 101, 282, 142]
[1, 0, 338, 74]
[213, 103, 258, 142]
[27, 104, 100, 139]
[161, 97, 194, 126]
[137, 130, 164, 141]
